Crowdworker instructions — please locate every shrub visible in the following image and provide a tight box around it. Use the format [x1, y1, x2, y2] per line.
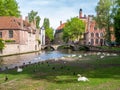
[0, 38, 5, 50]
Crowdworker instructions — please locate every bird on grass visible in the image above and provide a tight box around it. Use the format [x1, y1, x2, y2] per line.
[100, 55, 105, 59]
[77, 74, 89, 82]
[17, 67, 23, 72]
[52, 67, 55, 70]
[5, 76, 8, 81]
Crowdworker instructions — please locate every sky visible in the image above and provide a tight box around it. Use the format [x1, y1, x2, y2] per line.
[16, 0, 99, 29]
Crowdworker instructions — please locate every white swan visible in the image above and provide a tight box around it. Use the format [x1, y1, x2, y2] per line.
[100, 55, 105, 59]
[72, 54, 76, 57]
[106, 53, 110, 56]
[17, 67, 23, 72]
[84, 54, 87, 56]
[77, 74, 89, 82]
[111, 53, 117, 56]
[97, 52, 101, 55]
[78, 55, 82, 58]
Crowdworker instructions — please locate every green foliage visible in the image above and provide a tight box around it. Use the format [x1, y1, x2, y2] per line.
[95, 0, 113, 43]
[0, 0, 20, 17]
[5, 40, 15, 42]
[28, 10, 41, 29]
[43, 18, 50, 29]
[36, 16, 40, 29]
[63, 17, 85, 43]
[0, 39, 5, 50]
[114, 1, 120, 45]
[45, 28, 54, 41]
[43, 18, 54, 43]
[79, 46, 89, 51]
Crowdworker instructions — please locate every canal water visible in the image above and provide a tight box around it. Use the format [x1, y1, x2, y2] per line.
[0, 50, 118, 71]
[0, 50, 84, 71]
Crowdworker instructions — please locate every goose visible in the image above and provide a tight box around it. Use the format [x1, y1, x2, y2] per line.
[77, 74, 89, 82]
[17, 67, 23, 72]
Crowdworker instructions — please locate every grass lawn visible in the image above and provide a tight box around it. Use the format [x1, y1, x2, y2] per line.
[0, 55, 120, 90]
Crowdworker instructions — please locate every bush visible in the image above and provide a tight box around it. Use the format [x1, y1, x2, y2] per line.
[5, 40, 15, 42]
[79, 46, 89, 51]
[0, 39, 5, 50]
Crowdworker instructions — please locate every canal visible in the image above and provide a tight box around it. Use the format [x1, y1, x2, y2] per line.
[0, 50, 118, 71]
[0, 50, 86, 71]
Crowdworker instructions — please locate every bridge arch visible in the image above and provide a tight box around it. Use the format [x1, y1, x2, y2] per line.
[57, 44, 76, 50]
[41, 45, 102, 51]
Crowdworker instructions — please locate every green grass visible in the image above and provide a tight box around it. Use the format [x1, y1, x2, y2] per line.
[98, 46, 120, 51]
[0, 55, 120, 90]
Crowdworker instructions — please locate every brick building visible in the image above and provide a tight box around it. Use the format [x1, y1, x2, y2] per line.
[54, 9, 105, 46]
[0, 16, 40, 56]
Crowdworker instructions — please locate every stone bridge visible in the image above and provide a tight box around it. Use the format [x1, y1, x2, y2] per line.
[41, 44, 80, 51]
[41, 44, 103, 51]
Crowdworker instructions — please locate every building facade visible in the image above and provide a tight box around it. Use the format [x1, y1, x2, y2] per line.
[0, 16, 41, 56]
[54, 9, 105, 46]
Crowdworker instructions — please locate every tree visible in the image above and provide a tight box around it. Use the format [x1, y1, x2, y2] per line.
[0, 0, 20, 17]
[95, 0, 114, 44]
[43, 18, 54, 44]
[63, 17, 85, 43]
[114, 0, 120, 45]
[28, 10, 41, 29]
[43, 18, 50, 29]
[45, 28, 54, 41]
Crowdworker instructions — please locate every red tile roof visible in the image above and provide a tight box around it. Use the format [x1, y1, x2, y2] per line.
[56, 23, 66, 30]
[0, 16, 31, 30]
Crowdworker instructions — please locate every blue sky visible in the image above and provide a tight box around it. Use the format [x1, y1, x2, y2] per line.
[17, 0, 99, 29]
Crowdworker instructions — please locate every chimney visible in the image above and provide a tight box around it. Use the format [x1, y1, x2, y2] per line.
[79, 8, 82, 18]
[19, 15, 23, 29]
[60, 21, 62, 25]
[84, 14, 86, 18]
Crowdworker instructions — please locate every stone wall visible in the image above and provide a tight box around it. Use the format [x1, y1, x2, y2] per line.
[0, 43, 41, 56]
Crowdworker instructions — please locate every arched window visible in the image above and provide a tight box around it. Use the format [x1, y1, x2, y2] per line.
[100, 33, 103, 37]
[95, 39, 98, 44]
[91, 39, 94, 45]
[91, 33, 94, 37]
[96, 33, 99, 38]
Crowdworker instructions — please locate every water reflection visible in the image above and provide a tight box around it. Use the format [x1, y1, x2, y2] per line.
[0, 51, 69, 71]
[0, 50, 118, 71]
